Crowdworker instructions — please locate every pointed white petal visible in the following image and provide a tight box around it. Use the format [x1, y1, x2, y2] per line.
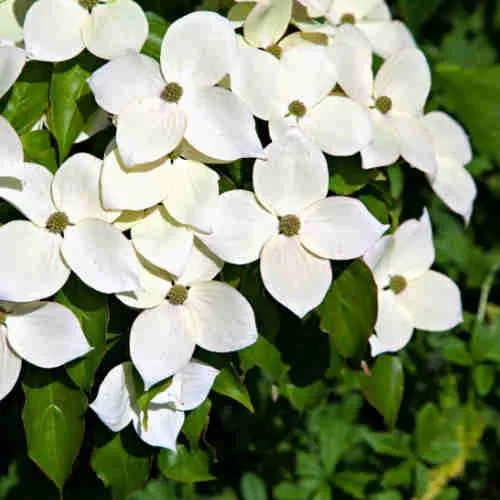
[363, 234, 394, 287]
[82, 0, 148, 60]
[0, 46, 25, 99]
[23, 0, 87, 62]
[423, 111, 472, 165]
[199, 190, 278, 265]
[260, 235, 332, 317]
[113, 209, 153, 232]
[130, 302, 196, 388]
[90, 363, 135, 432]
[88, 53, 165, 115]
[399, 271, 462, 332]
[359, 20, 416, 59]
[268, 115, 299, 142]
[301, 96, 372, 156]
[117, 97, 186, 167]
[0, 221, 69, 302]
[300, 197, 389, 260]
[361, 111, 400, 169]
[0, 0, 26, 44]
[152, 360, 219, 410]
[62, 219, 140, 294]
[75, 108, 111, 144]
[0, 325, 21, 401]
[131, 207, 194, 277]
[52, 153, 114, 224]
[389, 209, 434, 279]
[185, 281, 258, 352]
[0, 162, 55, 227]
[133, 406, 184, 451]
[177, 240, 223, 287]
[374, 48, 430, 115]
[369, 290, 414, 356]
[0, 116, 24, 178]
[253, 130, 328, 216]
[230, 46, 283, 121]
[184, 87, 263, 162]
[429, 160, 477, 224]
[162, 160, 219, 233]
[391, 115, 438, 174]
[7, 302, 90, 369]
[101, 149, 172, 211]
[161, 11, 236, 88]
[330, 0, 380, 21]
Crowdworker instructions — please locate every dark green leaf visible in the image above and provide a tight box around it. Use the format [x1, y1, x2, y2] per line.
[362, 430, 413, 458]
[22, 367, 87, 490]
[21, 130, 58, 172]
[333, 471, 375, 500]
[329, 157, 377, 195]
[283, 381, 326, 412]
[239, 336, 288, 381]
[241, 472, 268, 500]
[471, 318, 500, 362]
[128, 479, 177, 500]
[158, 445, 214, 483]
[212, 367, 254, 412]
[473, 364, 495, 396]
[318, 259, 377, 358]
[183, 399, 211, 449]
[142, 12, 169, 60]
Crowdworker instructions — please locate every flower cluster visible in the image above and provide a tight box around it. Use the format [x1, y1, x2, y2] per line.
[0, 0, 473, 451]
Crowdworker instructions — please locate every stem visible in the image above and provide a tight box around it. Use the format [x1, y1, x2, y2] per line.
[476, 264, 499, 326]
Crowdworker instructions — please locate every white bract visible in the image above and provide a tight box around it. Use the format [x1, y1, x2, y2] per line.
[0, 300, 91, 400]
[0, 154, 140, 302]
[23, 0, 148, 61]
[90, 360, 219, 450]
[0, 116, 24, 178]
[231, 40, 372, 157]
[0, 45, 25, 99]
[296, 0, 415, 58]
[423, 111, 476, 223]
[332, 41, 437, 174]
[88, 11, 263, 167]
[0, 0, 30, 44]
[201, 131, 388, 317]
[126, 242, 257, 389]
[364, 210, 463, 356]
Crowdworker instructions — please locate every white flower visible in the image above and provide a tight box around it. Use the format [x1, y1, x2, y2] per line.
[0, 154, 140, 302]
[90, 360, 219, 450]
[0, 300, 91, 400]
[201, 131, 388, 317]
[0, 45, 25, 100]
[364, 210, 463, 357]
[231, 40, 372, 156]
[296, 0, 415, 58]
[88, 11, 263, 167]
[125, 242, 257, 389]
[232, 0, 293, 49]
[331, 41, 438, 174]
[0, 116, 24, 178]
[23, 0, 148, 62]
[423, 111, 476, 224]
[0, 0, 28, 44]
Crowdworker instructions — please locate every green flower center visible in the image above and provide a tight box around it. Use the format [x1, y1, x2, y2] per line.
[46, 212, 70, 234]
[79, 0, 98, 10]
[267, 44, 282, 59]
[161, 82, 183, 103]
[279, 215, 301, 237]
[341, 13, 356, 24]
[389, 275, 407, 295]
[375, 96, 392, 114]
[288, 100, 307, 119]
[167, 284, 188, 305]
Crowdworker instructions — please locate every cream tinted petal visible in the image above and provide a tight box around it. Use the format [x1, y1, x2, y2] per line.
[361, 111, 400, 169]
[0, 46, 25, 99]
[0, 116, 24, 178]
[359, 20, 415, 59]
[176, 240, 223, 287]
[0, 325, 22, 401]
[133, 405, 184, 450]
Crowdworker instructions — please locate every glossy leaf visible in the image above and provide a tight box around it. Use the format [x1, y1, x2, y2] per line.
[241, 472, 268, 500]
[212, 368, 254, 413]
[21, 130, 58, 172]
[142, 12, 169, 61]
[158, 445, 215, 483]
[182, 399, 211, 449]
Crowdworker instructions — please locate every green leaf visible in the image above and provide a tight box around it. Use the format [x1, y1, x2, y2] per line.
[397, 0, 443, 31]
[334, 471, 376, 500]
[21, 130, 58, 172]
[283, 381, 326, 412]
[183, 399, 212, 449]
[471, 318, 500, 362]
[362, 430, 413, 458]
[48, 53, 99, 161]
[142, 12, 169, 60]
[359, 356, 404, 428]
[274, 482, 311, 500]
[212, 367, 254, 412]
[0, 61, 51, 134]
[329, 157, 377, 195]
[436, 64, 500, 163]
[57, 276, 109, 391]
[239, 336, 288, 381]
[381, 461, 414, 489]
[318, 260, 377, 358]
[91, 428, 151, 499]
[128, 479, 177, 500]
[296, 452, 323, 479]
[473, 364, 495, 396]
[312, 484, 332, 500]
[241, 473, 268, 500]
[441, 337, 472, 366]
[22, 367, 87, 490]
[158, 445, 214, 483]
[371, 491, 403, 500]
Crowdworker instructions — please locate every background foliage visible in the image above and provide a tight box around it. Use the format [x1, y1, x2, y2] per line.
[2, 0, 500, 498]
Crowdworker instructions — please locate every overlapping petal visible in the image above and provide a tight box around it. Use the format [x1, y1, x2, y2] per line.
[0, 46, 25, 99]
[0, 325, 22, 401]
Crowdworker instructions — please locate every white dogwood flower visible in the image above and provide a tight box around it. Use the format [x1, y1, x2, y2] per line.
[0, 300, 91, 400]
[0, 0, 29, 44]
[127, 243, 257, 389]
[201, 131, 388, 317]
[0, 154, 139, 302]
[423, 111, 476, 223]
[88, 11, 263, 167]
[364, 210, 463, 356]
[0, 116, 24, 178]
[90, 360, 219, 450]
[231, 40, 372, 156]
[0, 45, 25, 99]
[331, 41, 437, 174]
[23, 0, 148, 62]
